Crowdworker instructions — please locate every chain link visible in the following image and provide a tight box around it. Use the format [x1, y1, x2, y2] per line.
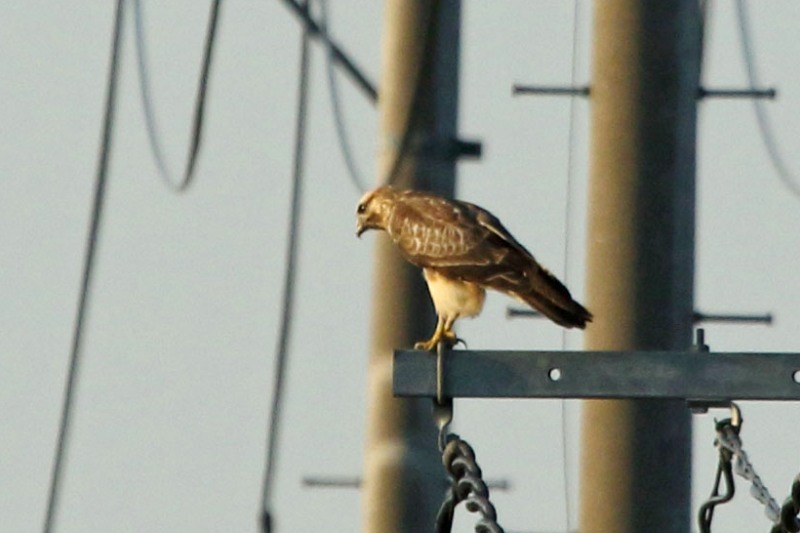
[435, 434, 505, 533]
[702, 405, 800, 533]
[716, 421, 781, 524]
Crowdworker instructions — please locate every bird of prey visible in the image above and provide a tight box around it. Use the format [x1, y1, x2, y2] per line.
[355, 186, 592, 350]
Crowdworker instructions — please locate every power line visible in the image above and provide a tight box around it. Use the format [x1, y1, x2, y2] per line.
[307, 0, 436, 191]
[558, 2, 583, 531]
[132, 0, 222, 192]
[277, 0, 377, 103]
[280, 0, 437, 192]
[734, 0, 800, 200]
[318, 0, 369, 193]
[43, 1, 125, 531]
[290, 0, 435, 191]
[259, 1, 312, 531]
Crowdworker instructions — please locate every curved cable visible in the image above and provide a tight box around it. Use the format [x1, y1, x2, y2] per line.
[734, 0, 800, 199]
[310, 0, 437, 192]
[132, 0, 222, 193]
[318, 0, 369, 194]
[43, 1, 125, 531]
[259, 2, 312, 530]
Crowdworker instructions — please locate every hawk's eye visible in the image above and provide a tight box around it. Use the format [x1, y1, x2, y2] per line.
[357, 203, 367, 214]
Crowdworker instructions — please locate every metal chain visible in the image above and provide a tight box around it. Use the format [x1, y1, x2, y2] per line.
[716, 420, 782, 524]
[769, 474, 800, 533]
[702, 404, 800, 533]
[435, 434, 505, 533]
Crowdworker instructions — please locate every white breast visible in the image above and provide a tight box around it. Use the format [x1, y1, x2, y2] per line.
[423, 269, 486, 320]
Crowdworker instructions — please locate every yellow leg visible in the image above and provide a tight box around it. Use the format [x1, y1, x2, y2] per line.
[415, 315, 465, 351]
[414, 316, 445, 351]
[441, 315, 465, 348]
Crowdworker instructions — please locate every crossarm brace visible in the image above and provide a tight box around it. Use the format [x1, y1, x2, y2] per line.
[393, 350, 800, 401]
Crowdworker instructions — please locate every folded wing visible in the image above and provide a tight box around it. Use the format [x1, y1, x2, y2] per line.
[388, 191, 592, 329]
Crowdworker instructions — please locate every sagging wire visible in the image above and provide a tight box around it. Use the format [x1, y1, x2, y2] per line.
[42, 1, 125, 532]
[131, 0, 222, 193]
[734, 0, 800, 200]
[319, 0, 439, 191]
[698, 414, 737, 533]
[259, 1, 312, 531]
[318, 0, 369, 194]
[281, 0, 434, 192]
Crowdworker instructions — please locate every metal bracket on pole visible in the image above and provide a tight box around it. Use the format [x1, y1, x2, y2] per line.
[410, 135, 483, 161]
[512, 84, 590, 97]
[300, 475, 511, 492]
[507, 307, 773, 325]
[691, 311, 773, 325]
[393, 348, 800, 402]
[697, 87, 776, 99]
[511, 85, 777, 101]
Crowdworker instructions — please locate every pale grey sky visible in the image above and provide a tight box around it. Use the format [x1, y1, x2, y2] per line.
[2, 2, 800, 532]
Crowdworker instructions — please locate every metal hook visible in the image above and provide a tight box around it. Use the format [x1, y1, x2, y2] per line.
[729, 401, 742, 429]
[436, 341, 446, 405]
[432, 342, 453, 452]
[433, 398, 453, 453]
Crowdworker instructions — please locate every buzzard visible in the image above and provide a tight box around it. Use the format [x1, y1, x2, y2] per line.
[355, 186, 592, 350]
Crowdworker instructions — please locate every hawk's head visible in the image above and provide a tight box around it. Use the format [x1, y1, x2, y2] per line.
[356, 186, 396, 237]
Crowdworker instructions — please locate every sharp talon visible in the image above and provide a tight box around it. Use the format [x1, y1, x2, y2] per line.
[414, 323, 465, 352]
[414, 339, 438, 351]
[439, 329, 464, 349]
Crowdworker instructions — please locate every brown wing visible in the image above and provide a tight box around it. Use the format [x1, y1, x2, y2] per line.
[385, 191, 499, 266]
[387, 190, 592, 328]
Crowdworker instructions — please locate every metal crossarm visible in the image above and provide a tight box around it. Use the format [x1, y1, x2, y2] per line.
[393, 350, 800, 401]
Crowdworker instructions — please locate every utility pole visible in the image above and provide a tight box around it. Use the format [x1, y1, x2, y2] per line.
[362, 1, 461, 532]
[579, 2, 701, 532]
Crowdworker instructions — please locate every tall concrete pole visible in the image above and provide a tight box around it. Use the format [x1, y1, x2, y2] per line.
[579, 2, 701, 532]
[361, 1, 461, 532]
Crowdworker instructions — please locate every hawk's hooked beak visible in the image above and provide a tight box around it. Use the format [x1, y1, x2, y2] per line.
[356, 208, 378, 237]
